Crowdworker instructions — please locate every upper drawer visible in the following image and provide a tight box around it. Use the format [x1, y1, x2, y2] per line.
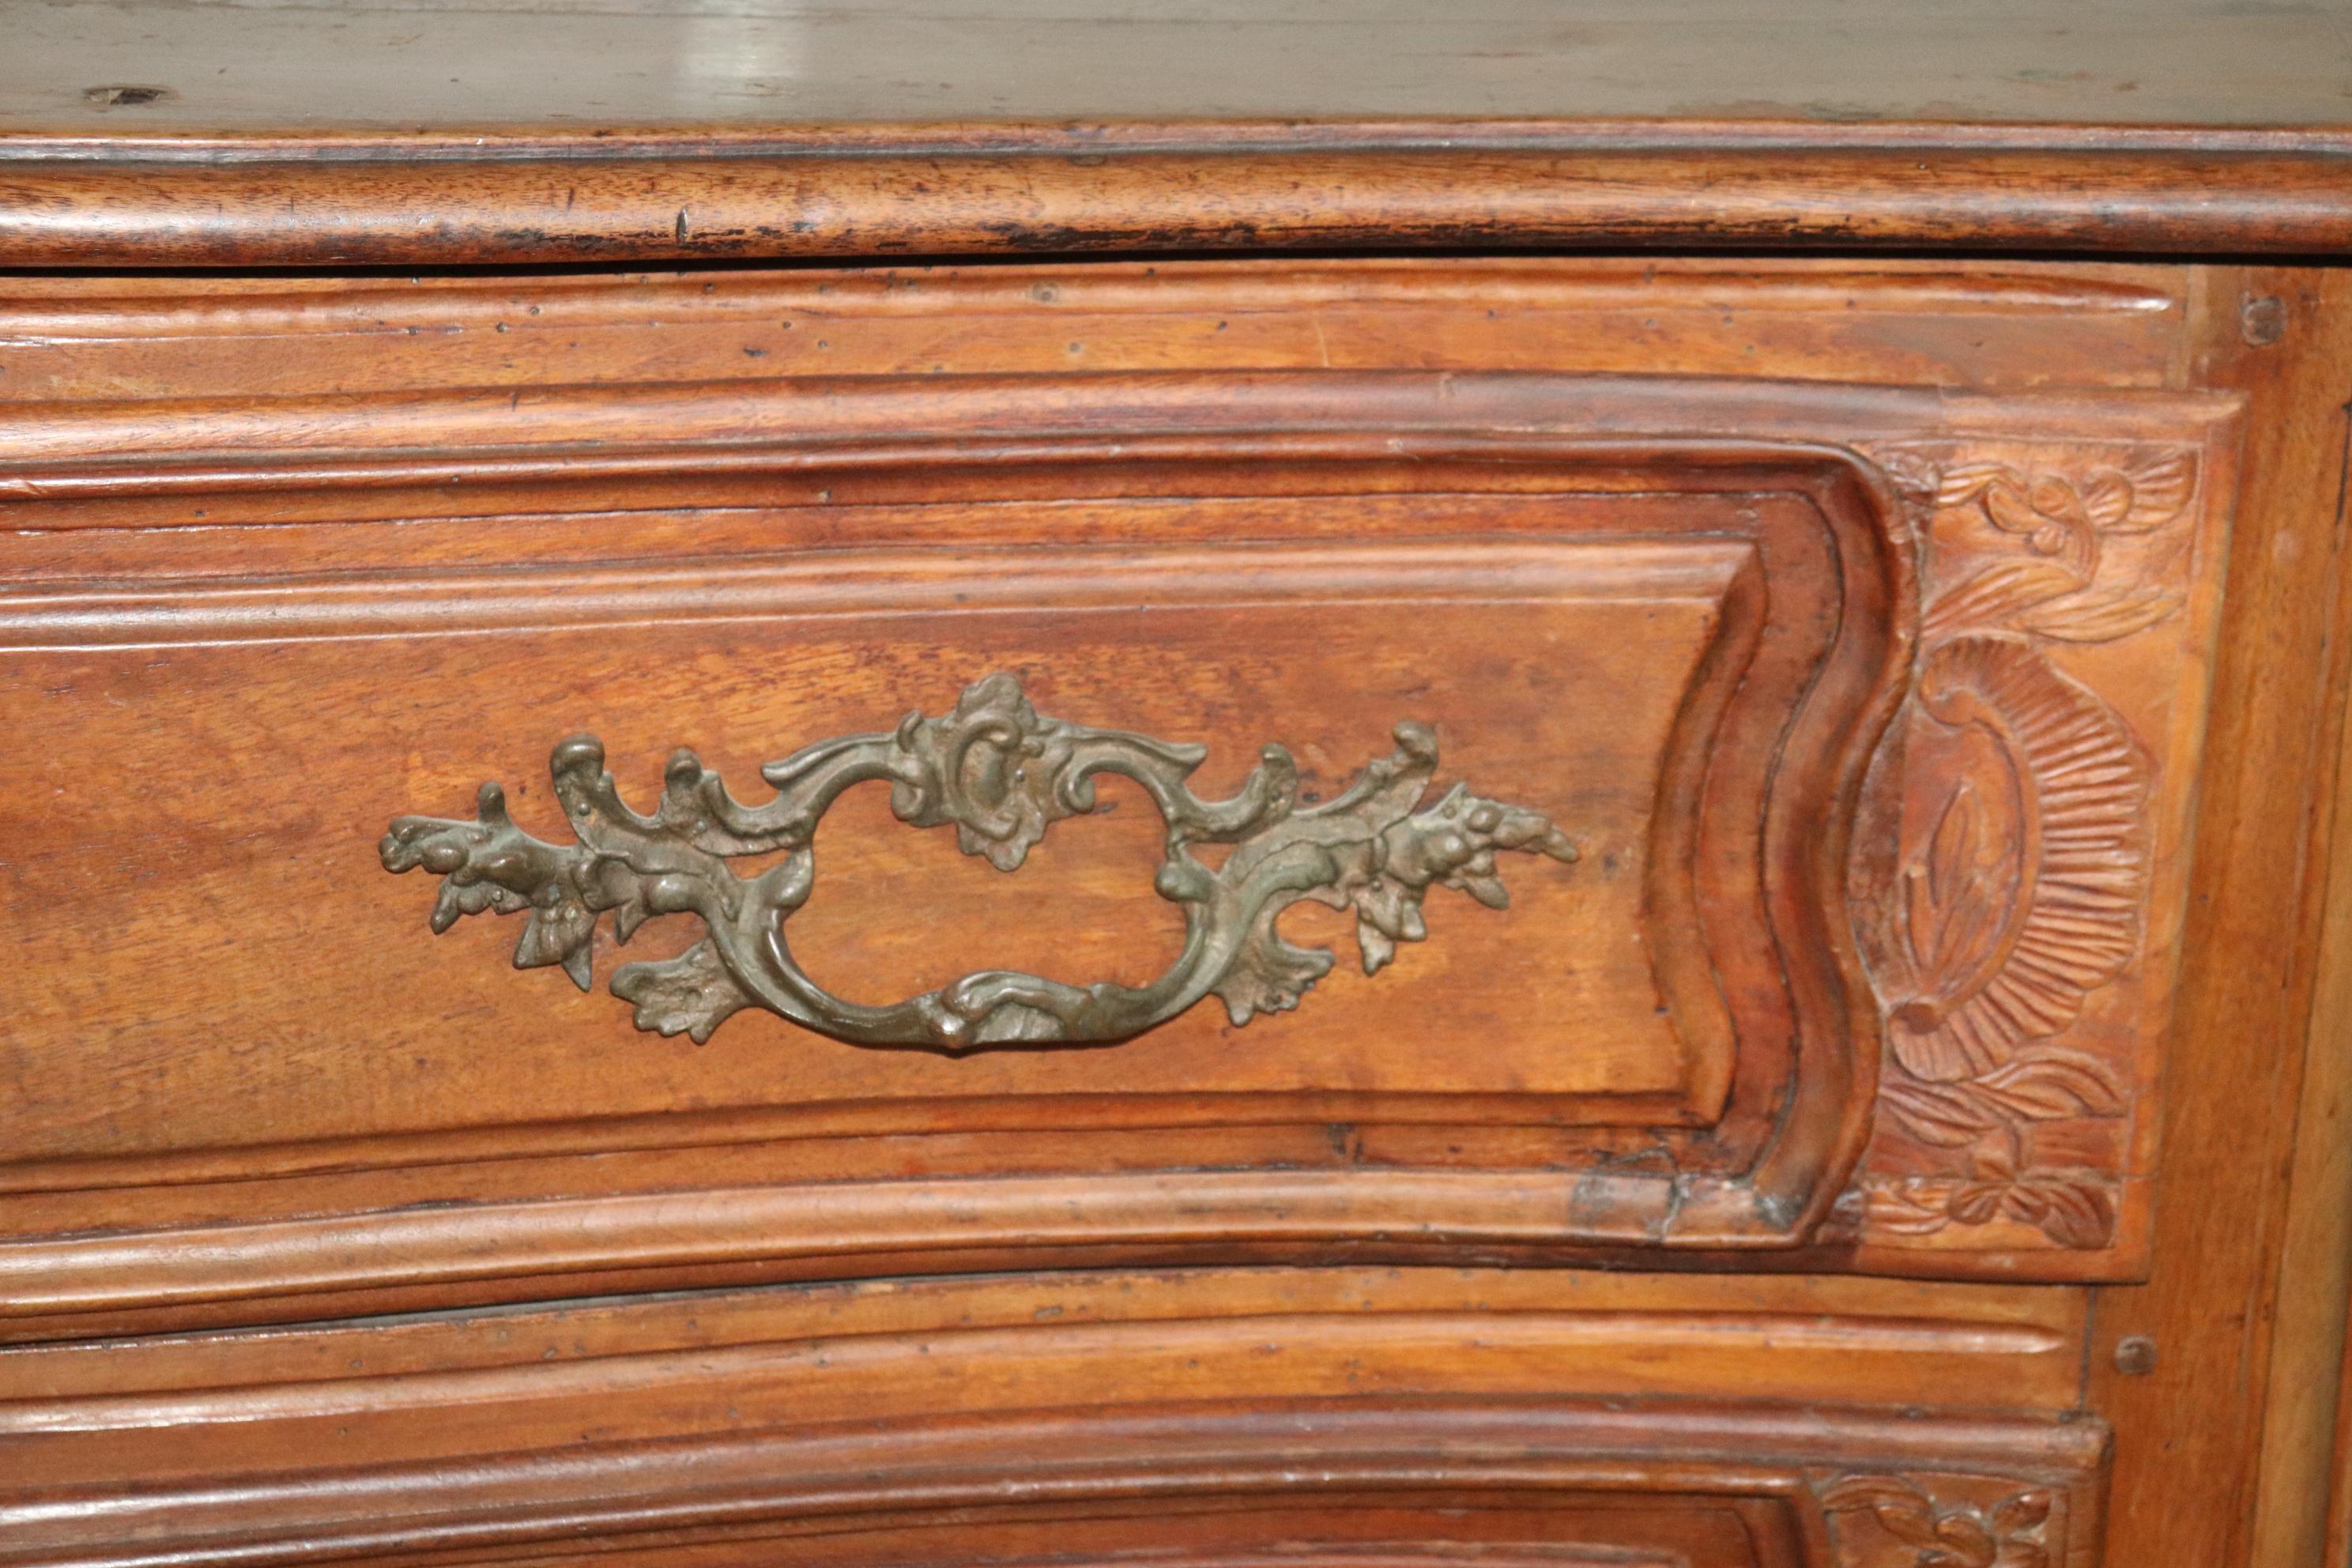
[0, 261, 2237, 1336]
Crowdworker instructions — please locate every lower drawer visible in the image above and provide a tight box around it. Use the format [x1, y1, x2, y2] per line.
[0, 1268, 2105, 1568]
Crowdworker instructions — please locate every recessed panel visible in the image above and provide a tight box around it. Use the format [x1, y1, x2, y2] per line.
[1, 535, 1750, 1151]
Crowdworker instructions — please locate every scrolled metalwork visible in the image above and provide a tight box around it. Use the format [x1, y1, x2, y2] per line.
[380, 672, 1577, 1052]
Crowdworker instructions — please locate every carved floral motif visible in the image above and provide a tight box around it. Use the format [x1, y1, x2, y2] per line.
[1853, 447, 2199, 1250]
[1819, 1473, 2056, 1568]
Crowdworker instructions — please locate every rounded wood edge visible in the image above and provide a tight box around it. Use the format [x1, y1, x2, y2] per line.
[0, 126, 2348, 266]
[0, 1393, 2113, 1568]
[1, 372, 2213, 1311]
[0, 1165, 2148, 1340]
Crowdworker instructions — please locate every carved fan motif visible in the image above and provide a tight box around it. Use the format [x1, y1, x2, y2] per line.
[1890, 635, 2150, 1082]
[1849, 441, 2210, 1253]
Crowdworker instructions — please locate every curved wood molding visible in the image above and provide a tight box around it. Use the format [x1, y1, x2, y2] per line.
[1, 122, 2350, 267]
[0, 1393, 2111, 1568]
[0, 1264, 2111, 1563]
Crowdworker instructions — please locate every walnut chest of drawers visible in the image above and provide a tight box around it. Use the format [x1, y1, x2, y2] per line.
[2, 6, 2350, 1566]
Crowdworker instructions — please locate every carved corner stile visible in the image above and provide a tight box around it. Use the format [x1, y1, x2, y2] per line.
[1845, 440, 2213, 1259]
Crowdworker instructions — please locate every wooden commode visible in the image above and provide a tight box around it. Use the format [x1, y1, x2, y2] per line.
[1, 6, 2350, 1566]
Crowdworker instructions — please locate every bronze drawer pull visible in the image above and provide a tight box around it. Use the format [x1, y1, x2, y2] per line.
[381, 672, 1577, 1052]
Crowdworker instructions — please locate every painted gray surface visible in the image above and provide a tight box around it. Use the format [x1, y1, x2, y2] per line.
[5, 0, 2350, 136]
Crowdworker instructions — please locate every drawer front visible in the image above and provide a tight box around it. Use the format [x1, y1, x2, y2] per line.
[0, 1404, 2109, 1568]
[0, 263, 2237, 1333]
[0, 1268, 2106, 1568]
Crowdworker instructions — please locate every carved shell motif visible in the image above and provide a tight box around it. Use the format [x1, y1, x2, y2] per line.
[1890, 635, 2151, 1083]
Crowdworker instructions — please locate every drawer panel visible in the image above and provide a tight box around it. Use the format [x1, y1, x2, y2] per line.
[0, 295, 2239, 1330]
[0, 1403, 2109, 1568]
[21, 534, 1751, 1113]
[0, 1268, 2104, 1568]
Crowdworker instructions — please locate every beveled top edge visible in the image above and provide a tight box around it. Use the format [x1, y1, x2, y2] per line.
[5, 115, 2352, 164]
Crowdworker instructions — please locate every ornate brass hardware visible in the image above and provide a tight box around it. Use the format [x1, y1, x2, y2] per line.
[381, 673, 1577, 1052]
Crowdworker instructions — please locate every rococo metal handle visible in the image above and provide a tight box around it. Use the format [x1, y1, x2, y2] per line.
[380, 672, 1577, 1053]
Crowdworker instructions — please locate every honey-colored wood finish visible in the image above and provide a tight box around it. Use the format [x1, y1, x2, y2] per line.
[3, 127, 2350, 268]
[4, 5, 2351, 265]
[2257, 526, 2352, 1568]
[0, 263, 2245, 1353]
[2, 21, 2350, 1563]
[0, 1268, 2109, 1568]
[2, 253, 2340, 1568]
[2076, 267, 2352, 1568]
[2334, 1336, 2352, 1568]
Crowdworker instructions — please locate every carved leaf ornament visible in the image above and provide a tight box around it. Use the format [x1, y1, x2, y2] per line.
[383, 672, 1577, 1053]
[1820, 1474, 2055, 1568]
[1920, 454, 2196, 644]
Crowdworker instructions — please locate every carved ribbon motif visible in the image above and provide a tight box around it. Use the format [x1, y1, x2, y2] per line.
[381, 672, 1577, 1052]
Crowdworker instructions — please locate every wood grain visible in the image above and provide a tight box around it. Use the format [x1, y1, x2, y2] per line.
[2250, 281, 2352, 1568]
[0, 258, 2192, 404]
[0, 428, 1910, 1299]
[0, 260, 2248, 1343]
[2083, 266, 2352, 1568]
[0, 1398, 2109, 1568]
[2, 137, 2350, 267]
[0, 1266, 2105, 1568]
[0, 249, 2341, 1566]
[2334, 1329, 2352, 1568]
[0, 368, 2239, 1297]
